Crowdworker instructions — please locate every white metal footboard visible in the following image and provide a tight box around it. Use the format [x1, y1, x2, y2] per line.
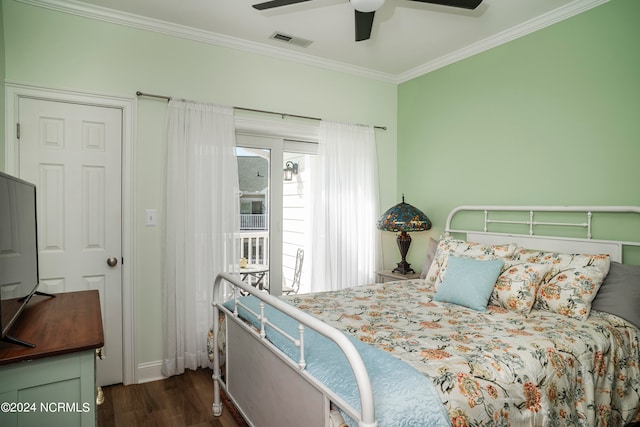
[211, 272, 378, 427]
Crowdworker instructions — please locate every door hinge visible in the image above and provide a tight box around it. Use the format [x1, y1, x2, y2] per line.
[16, 123, 20, 139]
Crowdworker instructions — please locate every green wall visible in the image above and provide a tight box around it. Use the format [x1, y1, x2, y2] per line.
[0, 1, 5, 170]
[4, 0, 639, 378]
[2, 0, 397, 374]
[398, 0, 640, 268]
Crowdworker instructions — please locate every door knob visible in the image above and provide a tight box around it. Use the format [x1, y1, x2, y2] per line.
[107, 257, 118, 267]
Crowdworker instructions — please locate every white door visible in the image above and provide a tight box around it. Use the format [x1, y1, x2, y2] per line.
[17, 97, 123, 386]
[236, 134, 283, 294]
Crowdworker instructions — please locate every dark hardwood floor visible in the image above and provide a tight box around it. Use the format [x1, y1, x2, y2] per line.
[98, 368, 244, 427]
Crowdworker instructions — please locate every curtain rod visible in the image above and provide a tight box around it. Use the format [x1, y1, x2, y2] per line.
[135, 91, 387, 131]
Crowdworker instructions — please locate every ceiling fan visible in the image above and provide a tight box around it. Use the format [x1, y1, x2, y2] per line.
[252, 0, 483, 42]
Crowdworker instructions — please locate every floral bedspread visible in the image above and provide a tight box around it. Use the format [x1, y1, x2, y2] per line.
[281, 279, 640, 426]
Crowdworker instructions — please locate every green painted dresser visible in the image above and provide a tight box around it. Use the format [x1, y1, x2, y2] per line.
[0, 291, 104, 427]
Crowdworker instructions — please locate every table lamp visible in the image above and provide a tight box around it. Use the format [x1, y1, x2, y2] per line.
[376, 195, 432, 274]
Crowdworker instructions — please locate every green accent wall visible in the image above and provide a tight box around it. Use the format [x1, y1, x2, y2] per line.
[398, 0, 640, 268]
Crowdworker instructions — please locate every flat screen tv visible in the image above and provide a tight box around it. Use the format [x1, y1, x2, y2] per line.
[0, 171, 51, 347]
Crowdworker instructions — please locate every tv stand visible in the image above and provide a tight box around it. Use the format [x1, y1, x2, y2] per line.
[5, 291, 56, 348]
[0, 334, 36, 348]
[33, 290, 56, 298]
[16, 289, 55, 303]
[0, 291, 104, 427]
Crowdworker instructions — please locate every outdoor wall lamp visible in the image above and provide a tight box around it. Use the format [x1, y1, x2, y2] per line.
[283, 161, 299, 181]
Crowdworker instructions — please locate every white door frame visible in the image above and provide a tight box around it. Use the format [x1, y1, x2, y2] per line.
[4, 82, 137, 385]
[235, 115, 319, 296]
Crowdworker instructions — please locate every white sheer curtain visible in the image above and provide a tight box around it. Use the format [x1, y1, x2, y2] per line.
[310, 121, 381, 292]
[162, 100, 239, 377]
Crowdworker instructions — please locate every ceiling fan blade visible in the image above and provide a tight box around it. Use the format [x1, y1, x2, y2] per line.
[409, 0, 482, 10]
[355, 10, 375, 41]
[253, 0, 312, 11]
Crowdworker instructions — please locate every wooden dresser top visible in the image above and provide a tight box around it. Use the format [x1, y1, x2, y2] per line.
[0, 290, 104, 365]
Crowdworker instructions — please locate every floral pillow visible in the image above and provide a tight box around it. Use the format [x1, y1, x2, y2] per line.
[512, 248, 610, 271]
[425, 234, 518, 289]
[489, 261, 553, 315]
[515, 249, 611, 320]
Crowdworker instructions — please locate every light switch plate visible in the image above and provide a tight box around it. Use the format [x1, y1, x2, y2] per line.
[145, 209, 157, 226]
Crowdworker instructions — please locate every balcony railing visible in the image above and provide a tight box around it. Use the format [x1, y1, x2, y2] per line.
[240, 214, 268, 230]
[237, 230, 269, 290]
[237, 231, 269, 265]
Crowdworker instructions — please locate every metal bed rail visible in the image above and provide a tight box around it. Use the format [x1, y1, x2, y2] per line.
[211, 272, 378, 427]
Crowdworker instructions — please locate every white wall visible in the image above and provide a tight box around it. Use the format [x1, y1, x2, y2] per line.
[283, 152, 310, 293]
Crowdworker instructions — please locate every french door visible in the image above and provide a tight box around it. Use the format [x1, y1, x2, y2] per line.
[235, 134, 315, 295]
[236, 134, 283, 294]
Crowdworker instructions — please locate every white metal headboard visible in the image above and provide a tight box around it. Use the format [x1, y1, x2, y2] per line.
[444, 206, 640, 263]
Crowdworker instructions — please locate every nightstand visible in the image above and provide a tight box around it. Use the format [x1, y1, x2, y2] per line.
[376, 270, 421, 283]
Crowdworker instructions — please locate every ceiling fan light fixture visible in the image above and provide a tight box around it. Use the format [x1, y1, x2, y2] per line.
[351, 0, 385, 13]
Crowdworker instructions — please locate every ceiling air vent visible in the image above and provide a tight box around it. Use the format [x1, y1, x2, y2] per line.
[269, 32, 312, 48]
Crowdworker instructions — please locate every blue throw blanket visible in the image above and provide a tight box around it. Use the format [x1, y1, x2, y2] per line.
[224, 296, 451, 427]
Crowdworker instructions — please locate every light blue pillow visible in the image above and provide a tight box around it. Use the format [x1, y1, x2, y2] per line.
[433, 255, 505, 311]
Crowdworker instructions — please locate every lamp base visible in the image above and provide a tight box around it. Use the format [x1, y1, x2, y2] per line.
[392, 231, 415, 275]
[392, 261, 414, 275]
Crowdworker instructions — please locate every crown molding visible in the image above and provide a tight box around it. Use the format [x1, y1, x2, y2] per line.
[395, 0, 610, 83]
[16, 0, 397, 82]
[17, 0, 609, 85]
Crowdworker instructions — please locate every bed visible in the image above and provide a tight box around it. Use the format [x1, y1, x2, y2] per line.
[210, 206, 640, 426]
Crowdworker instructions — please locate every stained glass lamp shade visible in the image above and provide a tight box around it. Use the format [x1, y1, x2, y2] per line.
[376, 195, 432, 274]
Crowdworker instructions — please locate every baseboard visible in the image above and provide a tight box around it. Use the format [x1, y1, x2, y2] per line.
[136, 360, 216, 384]
[136, 360, 167, 384]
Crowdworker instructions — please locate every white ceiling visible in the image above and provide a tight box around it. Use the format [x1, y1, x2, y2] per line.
[28, 0, 608, 82]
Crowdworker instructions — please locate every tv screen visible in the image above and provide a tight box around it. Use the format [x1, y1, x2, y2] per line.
[0, 171, 40, 344]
